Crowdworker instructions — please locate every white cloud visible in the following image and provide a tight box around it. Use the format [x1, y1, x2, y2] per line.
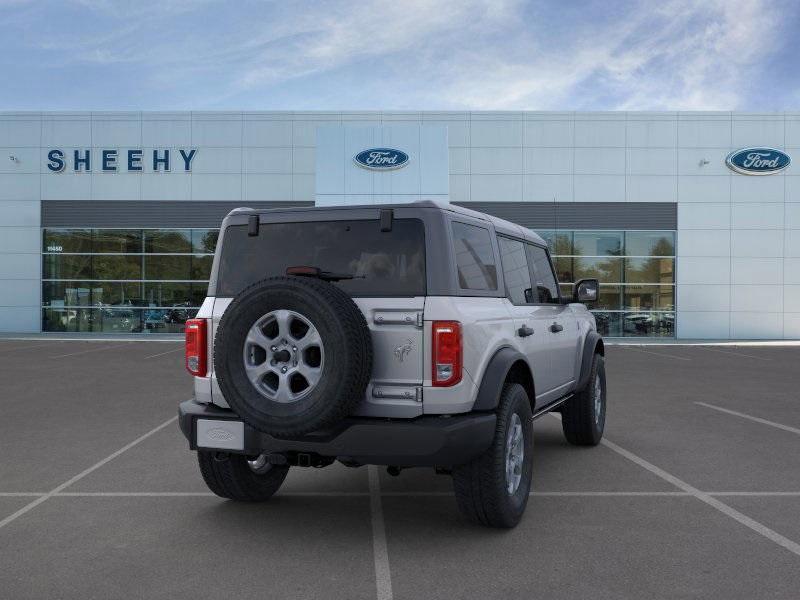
[236, 0, 519, 90]
[2, 0, 794, 109]
[426, 0, 786, 110]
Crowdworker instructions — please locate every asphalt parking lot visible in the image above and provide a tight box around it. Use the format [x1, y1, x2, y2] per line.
[1, 339, 799, 599]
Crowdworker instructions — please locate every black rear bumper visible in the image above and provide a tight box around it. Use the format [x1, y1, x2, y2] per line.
[178, 399, 496, 467]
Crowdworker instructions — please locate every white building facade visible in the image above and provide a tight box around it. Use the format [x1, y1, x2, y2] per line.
[0, 110, 798, 339]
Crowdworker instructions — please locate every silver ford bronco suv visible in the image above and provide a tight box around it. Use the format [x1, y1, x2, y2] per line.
[178, 200, 605, 527]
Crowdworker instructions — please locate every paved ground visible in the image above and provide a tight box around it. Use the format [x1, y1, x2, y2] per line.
[0, 339, 799, 599]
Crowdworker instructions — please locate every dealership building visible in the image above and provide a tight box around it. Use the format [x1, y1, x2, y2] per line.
[0, 110, 798, 339]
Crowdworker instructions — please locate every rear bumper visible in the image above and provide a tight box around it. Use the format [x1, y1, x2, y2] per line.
[178, 399, 496, 467]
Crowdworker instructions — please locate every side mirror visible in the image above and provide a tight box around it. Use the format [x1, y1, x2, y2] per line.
[524, 288, 534, 303]
[574, 279, 599, 303]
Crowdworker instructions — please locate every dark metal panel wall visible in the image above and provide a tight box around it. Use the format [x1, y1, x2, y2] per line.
[454, 202, 677, 230]
[42, 200, 677, 231]
[41, 201, 313, 228]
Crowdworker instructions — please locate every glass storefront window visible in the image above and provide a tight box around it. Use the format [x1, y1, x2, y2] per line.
[43, 229, 92, 253]
[625, 231, 675, 257]
[144, 230, 192, 253]
[42, 227, 217, 334]
[592, 312, 622, 337]
[573, 257, 623, 283]
[624, 257, 674, 284]
[43, 254, 93, 279]
[43, 281, 144, 307]
[192, 229, 219, 254]
[93, 229, 142, 253]
[144, 255, 192, 280]
[143, 282, 207, 307]
[42, 307, 199, 334]
[553, 256, 574, 283]
[537, 231, 573, 255]
[190, 255, 214, 280]
[573, 231, 623, 256]
[622, 312, 675, 338]
[92, 255, 143, 280]
[536, 228, 676, 338]
[624, 285, 675, 311]
[596, 285, 623, 311]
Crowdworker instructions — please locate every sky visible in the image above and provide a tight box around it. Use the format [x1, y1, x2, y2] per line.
[1, 0, 799, 111]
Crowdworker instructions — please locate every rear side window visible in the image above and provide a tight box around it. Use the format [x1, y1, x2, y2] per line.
[498, 236, 533, 305]
[216, 219, 426, 297]
[452, 222, 497, 291]
[527, 244, 560, 304]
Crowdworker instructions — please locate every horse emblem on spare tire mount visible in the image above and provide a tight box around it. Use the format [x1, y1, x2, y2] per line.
[394, 339, 414, 363]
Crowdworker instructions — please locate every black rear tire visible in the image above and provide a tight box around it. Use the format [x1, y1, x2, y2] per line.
[198, 451, 289, 501]
[452, 383, 533, 528]
[561, 353, 606, 446]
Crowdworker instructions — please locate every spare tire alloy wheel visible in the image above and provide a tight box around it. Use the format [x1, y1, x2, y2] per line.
[244, 309, 324, 404]
[215, 276, 373, 438]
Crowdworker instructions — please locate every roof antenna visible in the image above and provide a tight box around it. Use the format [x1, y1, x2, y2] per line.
[379, 208, 394, 232]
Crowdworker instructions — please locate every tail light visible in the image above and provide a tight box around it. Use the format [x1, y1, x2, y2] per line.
[432, 321, 462, 387]
[185, 319, 207, 377]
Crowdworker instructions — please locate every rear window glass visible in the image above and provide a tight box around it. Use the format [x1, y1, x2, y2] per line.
[216, 219, 426, 297]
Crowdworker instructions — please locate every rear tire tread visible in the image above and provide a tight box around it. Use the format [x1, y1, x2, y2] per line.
[561, 353, 605, 446]
[452, 383, 533, 528]
[198, 451, 289, 501]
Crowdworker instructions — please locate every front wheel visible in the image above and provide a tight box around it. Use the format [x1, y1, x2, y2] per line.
[452, 383, 533, 528]
[198, 451, 289, 501]
[561, 353, 606, 446]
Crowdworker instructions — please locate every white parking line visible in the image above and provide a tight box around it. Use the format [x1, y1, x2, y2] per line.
[49, 343, 132, 358]
[143, 347, 183, 359]
[696, 402, 800, 436]
[600, 437, 800, 557]
[621, 346, 691, 361]
[696, 347, 771, 361]
[368, 465, 393, 600]
[0, 416, 177, 531]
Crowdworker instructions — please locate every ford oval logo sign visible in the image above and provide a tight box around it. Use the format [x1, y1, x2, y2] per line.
[726, 147, 790, 175]
[354, 148, 409, 170]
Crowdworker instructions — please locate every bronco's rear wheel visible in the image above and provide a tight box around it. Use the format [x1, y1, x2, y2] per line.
[452, 383, 533, 528]
[561, 353, 606, 446]
[197, 451, 289, 501]
[214, 276, 373, 438]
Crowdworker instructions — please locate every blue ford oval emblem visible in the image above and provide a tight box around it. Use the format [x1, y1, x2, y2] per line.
[354, 148, 409, 170]
[726, 147, 790, 175]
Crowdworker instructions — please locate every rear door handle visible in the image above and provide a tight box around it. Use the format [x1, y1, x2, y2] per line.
[550, 322, 563, 333]
[517, 325, 534, 338]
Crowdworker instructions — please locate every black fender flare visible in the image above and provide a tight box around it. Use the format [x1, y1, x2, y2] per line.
[576, 331, 604, 392]
[472, 347, 532, 411]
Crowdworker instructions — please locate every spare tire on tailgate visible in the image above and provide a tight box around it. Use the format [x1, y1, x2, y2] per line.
[214, 276, 373, 437]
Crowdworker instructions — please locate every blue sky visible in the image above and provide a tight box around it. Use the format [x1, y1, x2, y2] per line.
[1, 0, 798, 111]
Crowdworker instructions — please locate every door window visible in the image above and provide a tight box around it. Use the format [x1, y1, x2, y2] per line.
[451, 222, 497, 291]
[527, 245, 561, 304]
[498, 236, 533, 305]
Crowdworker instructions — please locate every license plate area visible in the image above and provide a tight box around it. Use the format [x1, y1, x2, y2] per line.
[196, 419, 245, 450]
